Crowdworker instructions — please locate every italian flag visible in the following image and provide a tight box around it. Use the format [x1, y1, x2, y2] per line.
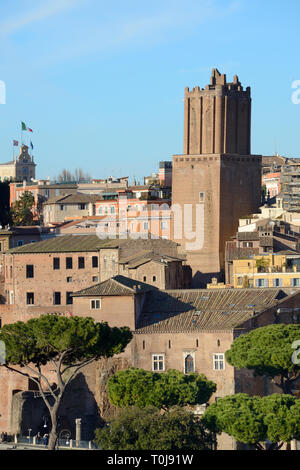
[21, 122, 33, 132]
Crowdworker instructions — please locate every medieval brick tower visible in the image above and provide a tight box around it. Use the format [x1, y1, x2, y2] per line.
[172, 69, 262, 286]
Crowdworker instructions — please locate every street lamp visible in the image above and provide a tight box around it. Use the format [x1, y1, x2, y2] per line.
[28, 428, 32, 444]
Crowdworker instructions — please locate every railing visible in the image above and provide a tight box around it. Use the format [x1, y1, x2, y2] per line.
[4, 435, 99, 450]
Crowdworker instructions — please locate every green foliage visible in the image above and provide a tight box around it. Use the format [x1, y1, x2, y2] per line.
[10, 190, 35, 226]
[107, 368, 216, 409]
[202, 393, 300, 450]
[255, 257, 270, 269]
[225, 325, 300, 394]
[0, 315, 133, 367]
[94, 406, 215, 450]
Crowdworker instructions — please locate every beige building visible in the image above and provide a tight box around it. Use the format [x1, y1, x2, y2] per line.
[43, 194, 97, 225]
[0, 145, 36, 182]
[232, 253, 300, 289]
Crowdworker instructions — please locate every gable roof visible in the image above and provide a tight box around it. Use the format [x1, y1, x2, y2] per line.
[136, 287, 293, 333]
[72, 275, 155, 297]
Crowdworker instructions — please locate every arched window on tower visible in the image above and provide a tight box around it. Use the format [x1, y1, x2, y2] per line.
[184, 354, 194, 374]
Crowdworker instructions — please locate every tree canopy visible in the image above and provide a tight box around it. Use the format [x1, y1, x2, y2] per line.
[107, 368, 216, 410]
[202, 393, 300, 450]
[94, 406, 215, 450]
[0, 315, 132, 449]
[225, 324, 300, 394]
[10, 190, 35, 226]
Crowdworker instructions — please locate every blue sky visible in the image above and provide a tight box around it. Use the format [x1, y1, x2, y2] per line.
[0, 0, 300, 182]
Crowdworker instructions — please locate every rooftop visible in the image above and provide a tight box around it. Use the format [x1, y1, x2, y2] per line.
[136, 287, 293, 332]
[72, 275, 155, 297]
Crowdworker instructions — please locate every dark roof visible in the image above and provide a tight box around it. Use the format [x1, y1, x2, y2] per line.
[72, 276, 155, 297]
[6, 234, 179, 255]
[44, 193, 97, 205]
[7, 235, 120, 254]
[119, 250, 184, 268]
[136, 288, 290, 333]
[237, 232, 260, 241]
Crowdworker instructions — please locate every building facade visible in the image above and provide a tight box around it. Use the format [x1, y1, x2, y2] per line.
[171, 69, 262, 287]
[0, 145, 36, 182]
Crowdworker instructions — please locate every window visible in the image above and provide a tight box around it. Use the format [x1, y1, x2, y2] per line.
[60, 205, 65, 211]
[103, 257, 107, 270]
[256, 279, 268, 288]
[0, 242, 2, 252]
[153, 276, 156, 282]
[92, 256, 98, 268]
[67, 277, 72, 283]
[66, 292, 73, 305]
[66, 257, 73, 269]
[54, 292, 61, 305]
[17, 240, 24, 247]
[92, 276, 99, 283]
[78, 204, 86, 210]
[152, 354, 165, 371]
[273, 278, 282, 287]
[143, 276, 147, 282]
[98, 207, 103, 215]
[9, 291, 14, 305]
[53, 258, 60, 270]
[213, 353, 225, 371]
[144, 222, 149, 230]
[185, 354, 195, 374]
[199, 192, 205, 203]
[91, 299, 101, 309]
[111, 206, 115, 214]
[161, 221, 167, 229]
[25, 265, 34, 279]
[78, 257, 85, 269]
[292, 278, 300, 287]
[27, 293, 34, 305]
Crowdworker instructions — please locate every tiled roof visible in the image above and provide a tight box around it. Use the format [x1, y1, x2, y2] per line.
[72, 275, 155, 297]
[237, 232, 260, 241]
[119, 250, 184, 268]
[44, 193, 97, 205]
[226, 247, 258, 261]
[136, 288, 289, 333]
[7, 235, 120, 253]
[6, 234, 179, 255]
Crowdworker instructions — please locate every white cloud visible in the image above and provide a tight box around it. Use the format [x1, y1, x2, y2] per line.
[0, 0, 83, 37]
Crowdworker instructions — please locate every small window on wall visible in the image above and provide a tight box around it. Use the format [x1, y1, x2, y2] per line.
[66, 257, 73, 269]
[78, 257, 85, 269]
[213, 353, 225, 371]
[26, 265, 34, 278]
[26, 293, 34, 305]
[66, 292, 73, 305]
[54, 292, 61, 305]
[184, 354, 194, 374]
[17, 240, 24, 247]
[199, 192, 205, 203]
[53, 258, 60, 270]
[152, 354, 165, 372]
[92, 256, 98, 268]
[91, 299, 101, 309]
